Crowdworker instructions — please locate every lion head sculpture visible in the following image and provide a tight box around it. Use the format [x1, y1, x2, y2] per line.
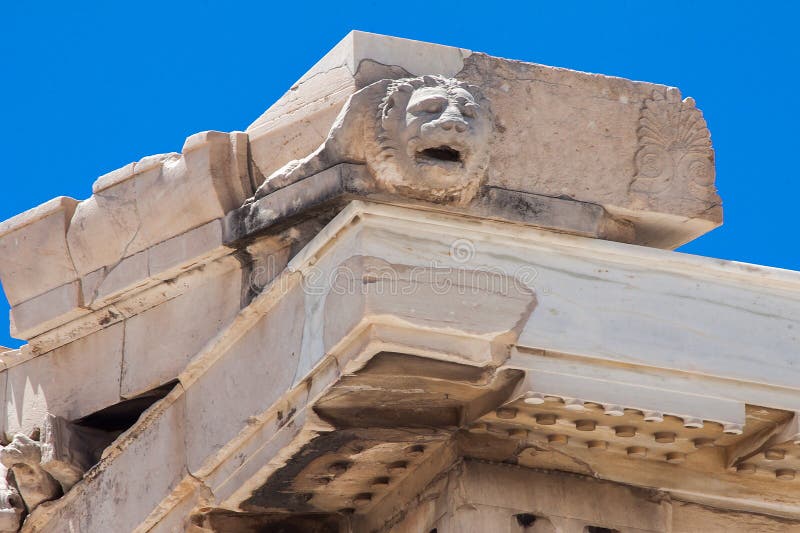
[251, 75, 493, 206]
[368, 76, 492, 204]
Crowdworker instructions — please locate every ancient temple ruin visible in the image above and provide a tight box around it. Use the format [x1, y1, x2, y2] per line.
[0, 31, 798, 532]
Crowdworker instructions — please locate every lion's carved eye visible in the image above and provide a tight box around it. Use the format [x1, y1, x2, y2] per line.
[408, 96, 447, 115]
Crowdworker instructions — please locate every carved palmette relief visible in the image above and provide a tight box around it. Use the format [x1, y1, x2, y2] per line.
[631, 88, 717, 203]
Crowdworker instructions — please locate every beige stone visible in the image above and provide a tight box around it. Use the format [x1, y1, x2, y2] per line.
[0, 197, 78, 307]
[0, 434, 61, 513]
[320, 256, 536, 369]
[66, 173, 142, 278]
[147, 219, 227, 279]
[90, 250, 150, 305]
[5, 324, 123, 436]
[246, 31, 720, 249]
[0, 463, 23, 533]
[17, 201, 800, 530]
[9, 281, 86, 340]
[671, 500, 800, 533]
[184, 282, 306, 475]
[19, 219, 230, 341]
[250, 75, 492, 206]
[248, 31, 472, 180]
[66, 131, 249, 280]
[27, 255, 242, 359]
[121, 262, 241, 398]
[387, 461, 670, 532]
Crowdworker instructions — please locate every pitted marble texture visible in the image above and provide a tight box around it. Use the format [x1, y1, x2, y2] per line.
[251, 75, 492, 206]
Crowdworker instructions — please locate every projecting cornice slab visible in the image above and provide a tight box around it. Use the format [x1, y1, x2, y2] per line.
[17, 202, 800, 531]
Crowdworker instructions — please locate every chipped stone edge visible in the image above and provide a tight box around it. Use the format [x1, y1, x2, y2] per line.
[0, 197, 78, 240]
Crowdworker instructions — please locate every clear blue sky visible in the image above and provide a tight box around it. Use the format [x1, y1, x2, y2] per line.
[1, 2, 798, 348]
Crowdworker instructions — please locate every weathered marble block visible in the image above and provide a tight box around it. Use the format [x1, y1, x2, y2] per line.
[0, 132, 248, 342]
[248, 31, 721, 249]
[0, 197, 78, 307]
[67, 131, 250, 278]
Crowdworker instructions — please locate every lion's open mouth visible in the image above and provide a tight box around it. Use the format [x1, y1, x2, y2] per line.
[416, 146, 463, 164]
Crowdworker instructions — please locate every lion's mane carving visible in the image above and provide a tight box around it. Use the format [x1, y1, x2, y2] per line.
[251, 75, 492, 205]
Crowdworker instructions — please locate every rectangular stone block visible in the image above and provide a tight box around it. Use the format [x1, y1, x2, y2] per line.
[184, 283, 306, 475]
[459, 462, 668, 531]
[9, 281, 88, 340]
[121, 263, 242, 398]
[148, 219, 227, 278]
[67, 171, 144, 277]
[5, 323, 123, 436]
[91, 250, 149, 305]
[0, 197, 78, 306]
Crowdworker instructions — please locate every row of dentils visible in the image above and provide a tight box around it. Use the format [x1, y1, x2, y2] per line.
[521, 392, 744, 434]
[469, 418, 716, 464]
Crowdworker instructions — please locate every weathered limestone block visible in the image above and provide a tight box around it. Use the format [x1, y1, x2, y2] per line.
[147, 219, 226, 279]
[81, 219, 230, 312]
[229, 163, 634, 245]
[386, 461, 670, 532]
[0, 197, 78, 307]
[0, 132, 247, 342]
[184, 282, 307, 475]
[320, 255, 537, 367]
[671, 500, 800, 533]
[68, 155, 163, 280]
[85, 250, 149, 306]
[460, 54, 721, 224]
[66, 131, 249, 279]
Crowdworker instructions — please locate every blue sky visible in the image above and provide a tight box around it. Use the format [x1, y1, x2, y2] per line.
[1, 2, 798, 348]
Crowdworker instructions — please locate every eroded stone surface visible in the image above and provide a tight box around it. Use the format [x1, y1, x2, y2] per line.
[121, 261, 242, 398]
[0, 435, 60, 513]
[251, 75, 492, 206]
[67, 131, 248, 280]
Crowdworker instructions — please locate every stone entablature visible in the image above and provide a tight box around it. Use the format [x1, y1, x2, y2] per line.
[0, 31, 795, 533]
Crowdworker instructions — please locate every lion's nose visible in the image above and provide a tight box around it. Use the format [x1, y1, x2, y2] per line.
[439, 117, 468, 133]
